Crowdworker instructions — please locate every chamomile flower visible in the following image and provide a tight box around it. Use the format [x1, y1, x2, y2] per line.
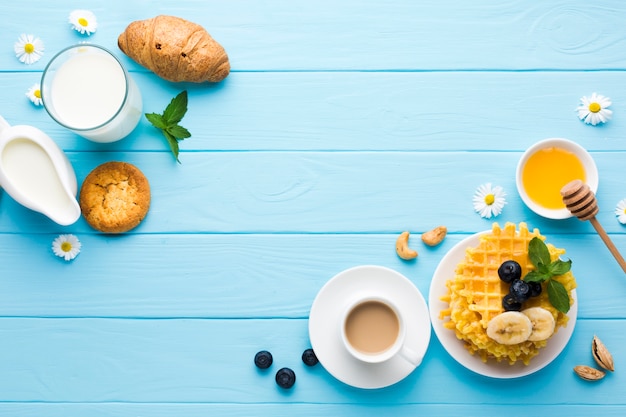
[26, 83, 42, 106]
[14, 34, 44, 65]
[577, 93, 612, 126]
[473, 183, 506, 219]
[69, 10, 98, 35]
[615, 199, 626, 224]
[52, 234, 81, 261]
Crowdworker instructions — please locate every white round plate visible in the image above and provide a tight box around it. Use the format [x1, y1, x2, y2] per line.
[309, 265, 431, 389]
[428, 232, 577, 378]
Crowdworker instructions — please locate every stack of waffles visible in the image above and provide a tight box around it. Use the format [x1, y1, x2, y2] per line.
[439, 222, 576, 365]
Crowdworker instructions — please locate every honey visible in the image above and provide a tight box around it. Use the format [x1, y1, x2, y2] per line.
[521, 147, 586, 210]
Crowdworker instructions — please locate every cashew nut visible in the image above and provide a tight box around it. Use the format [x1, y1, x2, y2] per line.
[396, 231, 418, 260]
[421, 226, 447, 246]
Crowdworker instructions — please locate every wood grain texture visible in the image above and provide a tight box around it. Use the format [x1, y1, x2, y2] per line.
[1, 71, 625, 152]
[0, 233, 624, 319]
[2, 152, 626, 234]
[0, 405, 624, 417]
[0, 318, 620, 404]
[3, 0, 626, 71]
[2, 0, 626, 415]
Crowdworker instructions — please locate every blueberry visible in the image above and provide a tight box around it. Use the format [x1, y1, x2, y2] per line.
[510, 279, 531, 303]
[502, 293, 522, 311]
[275, 367, 296, 389]
[254, 350, 273, 369]
[302, 348, 319, 366]
[528, 281, 542, 297]
[498, 260, 522, 283]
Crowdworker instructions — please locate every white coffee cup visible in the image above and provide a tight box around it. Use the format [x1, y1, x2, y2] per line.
[41, 44, 142, 143]
[340, 295, 422, 365]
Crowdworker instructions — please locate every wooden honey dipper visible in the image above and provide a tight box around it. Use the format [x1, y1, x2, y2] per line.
[561, 179, 626, 273]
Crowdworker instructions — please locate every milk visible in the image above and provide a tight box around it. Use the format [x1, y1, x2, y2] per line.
[42, 45, 142, 143]
[1, 139, 76, 217]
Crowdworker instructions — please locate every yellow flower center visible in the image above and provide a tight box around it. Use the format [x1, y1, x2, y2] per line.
[78, 17, 89, 27]
[34, 89, 41, 99]
[24, 43, 35, 54]
[589, 102, 601, 113]
[61, 242, 73, 252]
[484, 194, 495, 206]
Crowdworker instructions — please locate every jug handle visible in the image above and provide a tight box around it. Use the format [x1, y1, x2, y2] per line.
[0, 115, 10, 132]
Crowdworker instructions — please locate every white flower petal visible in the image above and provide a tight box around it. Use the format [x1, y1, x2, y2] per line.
[52, 234, 81, 261]
[616, 199, 626, 224]
[577, 93, 612, 125]
[25, 83, 43, 106]
[13, 33, 44, 65]
[472, 183, 506, 218]
[69, 10, 98, 35]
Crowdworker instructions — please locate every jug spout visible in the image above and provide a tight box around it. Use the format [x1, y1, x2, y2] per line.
[0, 116, 81, 226]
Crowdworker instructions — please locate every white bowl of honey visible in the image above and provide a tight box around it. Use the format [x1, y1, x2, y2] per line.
[516, 138, 598, 219]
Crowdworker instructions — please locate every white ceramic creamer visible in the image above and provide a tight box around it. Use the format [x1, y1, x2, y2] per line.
[0, 116, 81, 225]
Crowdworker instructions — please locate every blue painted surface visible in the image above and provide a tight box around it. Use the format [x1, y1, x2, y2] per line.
[1, 0, 625, 414]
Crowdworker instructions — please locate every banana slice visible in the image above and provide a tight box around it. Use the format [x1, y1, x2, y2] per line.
[522, 307, 555, 341]
[486, 311, 532, 345]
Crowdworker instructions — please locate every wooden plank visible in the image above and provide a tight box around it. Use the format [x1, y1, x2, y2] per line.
[0, 404, 622, 417]
[0, 317, 619, 404]
[1, 71, 625, 152]
[1, 151, 625, 234]
[3, 0, 626, 71]
[0, 233, 623, 319]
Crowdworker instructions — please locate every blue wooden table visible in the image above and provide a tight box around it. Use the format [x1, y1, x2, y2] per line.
[1, 0, 626, 415]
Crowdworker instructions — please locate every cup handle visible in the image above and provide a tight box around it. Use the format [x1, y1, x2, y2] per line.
[397, 345, 423, 367]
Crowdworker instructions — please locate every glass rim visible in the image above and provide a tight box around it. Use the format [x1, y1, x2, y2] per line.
[40, 43, 131, 132]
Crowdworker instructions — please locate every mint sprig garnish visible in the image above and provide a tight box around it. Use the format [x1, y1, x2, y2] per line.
[523, 237, 572, 313]
[145, 90, 191, 163]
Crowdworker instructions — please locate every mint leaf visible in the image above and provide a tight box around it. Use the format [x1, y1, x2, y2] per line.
[548, 259, 572, 276]
[145, 90, 191, 163]
[524, 270, 549, 283]
[162, 90, 188, 124]
[524, 237, 573, 313]
[536, 263, 551, 276]
[162, 130, 180, 163]
[145, 113, 167, 130]
[547, 279, 570, 313]
[167, 124, 192, 140]
[528, 237, 551, 268]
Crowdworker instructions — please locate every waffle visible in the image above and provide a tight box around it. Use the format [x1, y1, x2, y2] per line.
[459, 223, 539, 328]
[439, 222, 576, 365]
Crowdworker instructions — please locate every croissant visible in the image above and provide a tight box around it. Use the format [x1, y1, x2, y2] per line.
[118, 15, 230, 83]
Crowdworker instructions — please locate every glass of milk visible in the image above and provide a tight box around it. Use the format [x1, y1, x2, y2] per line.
[41, 44, 142, 143]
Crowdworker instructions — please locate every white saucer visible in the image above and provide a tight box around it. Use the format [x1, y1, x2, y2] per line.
[309, 265, 431, 389]
[428, 232, 578, 378]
